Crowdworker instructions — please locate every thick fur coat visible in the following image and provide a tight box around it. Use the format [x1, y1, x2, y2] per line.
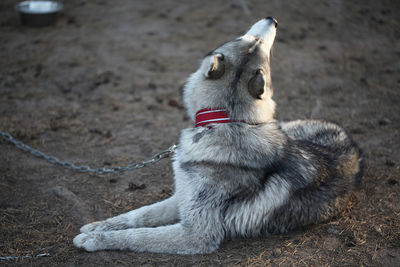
[74, 18, 362, 254]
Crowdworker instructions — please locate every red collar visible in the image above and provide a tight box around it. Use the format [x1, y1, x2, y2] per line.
[195, 108, 231, 128]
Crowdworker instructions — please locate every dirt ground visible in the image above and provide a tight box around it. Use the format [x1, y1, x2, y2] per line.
[0, 0, 399, 266]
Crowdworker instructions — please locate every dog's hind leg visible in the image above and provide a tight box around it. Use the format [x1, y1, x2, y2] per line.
[80, 195, 179, 233]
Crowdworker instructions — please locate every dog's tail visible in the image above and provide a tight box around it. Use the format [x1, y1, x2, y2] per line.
[336, 143, 364, 188]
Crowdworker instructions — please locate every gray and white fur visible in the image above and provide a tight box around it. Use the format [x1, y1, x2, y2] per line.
[74, 17, 362, 254]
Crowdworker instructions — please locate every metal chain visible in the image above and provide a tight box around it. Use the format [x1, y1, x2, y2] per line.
[0, 131, 176, 175]
[0, 253, 50, 261]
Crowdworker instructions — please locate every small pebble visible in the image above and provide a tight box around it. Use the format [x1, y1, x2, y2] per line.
[327, 227, 340, 235]
[128, 183, 146, 191]
[323, 236, 341, 251]
[168, 98, 180, 108]
[385, 159, 395, 167]
[378, 118, 391, 126]
[272, 248, 282, 256]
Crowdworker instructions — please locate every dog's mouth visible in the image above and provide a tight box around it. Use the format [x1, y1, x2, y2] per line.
[244, 17, 277, 52]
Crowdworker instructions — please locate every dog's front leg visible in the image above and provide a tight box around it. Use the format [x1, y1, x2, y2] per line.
[80, 195, 179, 233]
[74, 223, 221, 254]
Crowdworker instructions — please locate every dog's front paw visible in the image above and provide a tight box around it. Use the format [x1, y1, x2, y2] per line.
[73, 232, 105, 252]
[80, 221, 107, 233]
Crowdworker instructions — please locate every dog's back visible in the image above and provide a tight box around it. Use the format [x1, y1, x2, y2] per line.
[261, 120, 363, 234]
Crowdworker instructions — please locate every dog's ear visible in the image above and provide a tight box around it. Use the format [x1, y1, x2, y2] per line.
[248, 69, 265, 99]
[205, 53, 225, 79]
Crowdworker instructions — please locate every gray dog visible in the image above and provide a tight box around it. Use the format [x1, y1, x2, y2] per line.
[74, 17, 362, 254]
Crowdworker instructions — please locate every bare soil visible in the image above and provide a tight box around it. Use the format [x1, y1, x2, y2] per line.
[1, 0, 399, 266]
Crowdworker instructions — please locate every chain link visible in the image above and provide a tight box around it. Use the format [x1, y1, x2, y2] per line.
[0, 253, 50, 261]
[0, 131, 176, 175]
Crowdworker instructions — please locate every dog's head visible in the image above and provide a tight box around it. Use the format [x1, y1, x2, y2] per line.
[183, 17, 278, 125]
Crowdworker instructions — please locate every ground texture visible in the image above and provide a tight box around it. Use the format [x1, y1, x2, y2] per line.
[0, 0, 399, 266]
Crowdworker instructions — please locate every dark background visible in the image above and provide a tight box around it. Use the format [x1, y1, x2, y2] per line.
[0, 0, 399, 265]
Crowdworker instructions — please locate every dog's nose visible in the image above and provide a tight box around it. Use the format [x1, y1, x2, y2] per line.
[265, 16, 278, 28]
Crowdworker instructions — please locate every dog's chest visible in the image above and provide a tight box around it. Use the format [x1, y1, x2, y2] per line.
[172, 147, 201, 199]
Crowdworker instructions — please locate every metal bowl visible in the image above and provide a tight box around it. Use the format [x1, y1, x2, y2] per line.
[15, 1, 63, 27]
